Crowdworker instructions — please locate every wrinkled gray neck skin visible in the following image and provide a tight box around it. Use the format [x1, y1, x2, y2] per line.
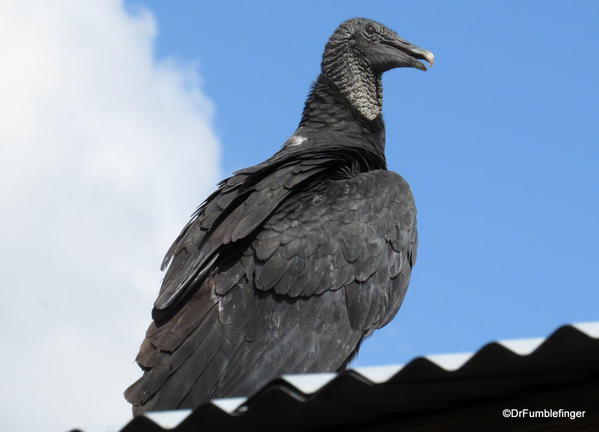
[321, 32, 383, 121]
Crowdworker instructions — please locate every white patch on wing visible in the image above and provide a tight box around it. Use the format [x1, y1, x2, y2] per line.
[286, 135, 307, 147]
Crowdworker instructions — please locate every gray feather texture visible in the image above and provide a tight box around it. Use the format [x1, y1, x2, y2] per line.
[322, 21, 383, 120]
[125, 17, 432, 414]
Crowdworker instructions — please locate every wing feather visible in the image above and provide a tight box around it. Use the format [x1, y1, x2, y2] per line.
[153, 159, 330, 312]
[126, 166, 417, 413]
[251, 169, 416, 330]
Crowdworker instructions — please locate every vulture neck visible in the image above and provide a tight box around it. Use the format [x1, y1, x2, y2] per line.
[299, 74, 386, 164]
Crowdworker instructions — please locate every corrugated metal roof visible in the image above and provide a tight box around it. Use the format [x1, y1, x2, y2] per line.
[73, 321, 599, 432]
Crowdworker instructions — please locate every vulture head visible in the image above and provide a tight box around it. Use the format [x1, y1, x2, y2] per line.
[322, 18, 434, 120]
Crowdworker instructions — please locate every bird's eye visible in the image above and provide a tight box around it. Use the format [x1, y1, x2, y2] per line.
[365, 24, 376, 35]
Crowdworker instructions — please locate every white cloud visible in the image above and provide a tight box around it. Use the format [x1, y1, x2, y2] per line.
[0, 1, 220, 430]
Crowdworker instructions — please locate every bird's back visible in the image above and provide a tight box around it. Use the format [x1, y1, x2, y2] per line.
[125, 164, 416, 414]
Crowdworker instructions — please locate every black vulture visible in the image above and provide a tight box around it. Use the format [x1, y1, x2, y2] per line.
[125, 18, 433, 414]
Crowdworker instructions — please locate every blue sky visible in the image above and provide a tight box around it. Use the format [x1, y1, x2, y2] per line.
[126, 0, 599, 365]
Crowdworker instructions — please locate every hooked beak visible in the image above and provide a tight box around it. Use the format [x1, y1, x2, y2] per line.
[383, 36, 435, 71]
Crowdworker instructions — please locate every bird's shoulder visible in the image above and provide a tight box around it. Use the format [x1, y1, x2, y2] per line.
[136, 168, 417, 369]
[247, 169, 417, 302]
[153, 151, 336, 316]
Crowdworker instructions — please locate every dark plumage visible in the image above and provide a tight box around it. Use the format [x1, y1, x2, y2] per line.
[125, 18, 433, 414]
